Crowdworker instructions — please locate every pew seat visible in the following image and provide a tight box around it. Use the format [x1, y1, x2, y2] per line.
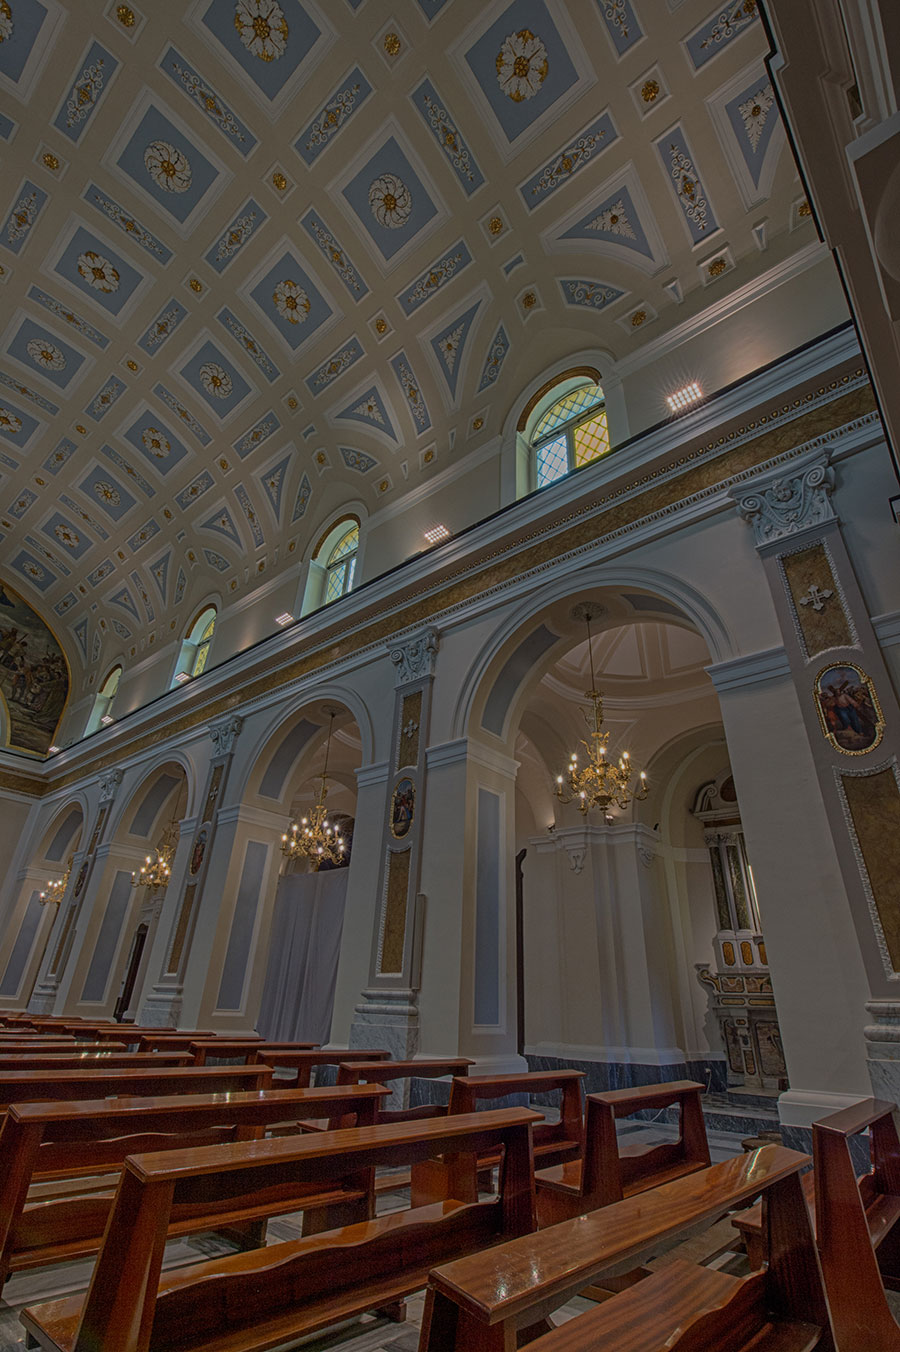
[21, 1107, 541, 1352]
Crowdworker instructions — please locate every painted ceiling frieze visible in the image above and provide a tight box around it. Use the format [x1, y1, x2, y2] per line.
[258, 452, 292, 521]
[173, 567, 187, 605]
[0, 369, 59, 415]
[54, 591, 77, 616]
[137, 299, 188, 355]
[685, 0, 759, 69]
[111, 618, 131, 639]
[656, 125, 718, 243]
[305, 338, 364, 396]
[82, 184, 172, 263]
[130, 569, 155, 621]
[411, 79, 485, 196]
[71, 615, 88, 657]
[99, 444, 154, 499]
[340, 446, 378, 474]
[595, 0, 643, 55]
[126, 518, 160, 553]
[161, 46, 256, 153]
[25, 533, 71, 575]
[205, 198, 268, 274]
[148, 550, 170, 602]
[7, 317, 88, 394]
[0, 396, 41, 450]
[520, 112, 618, 208]
[232, 410, 280, 459]
[203, 548, 231, 573]
[53, 40, 118, 143]
[334, 383, 398, 442]
[86, 558, 114, 587]
[28, 286, 110, 349]
[233, 483, 265, 547]
[153, 384, 212, 446]
[429, 298, 482, 402]
[723, 73, 782, 196]
[291, 471, 312, 522]
[295, 66, 373, 166]
[477, 323, 510, 392]
[107, 586, 140, 622]
[559, 278, 627, 311]
[85, 374, 127, 422]
[43, 438, 76, 475]
[399, 241, 473, 316]
[1, 179, 48, 256]
[0, 575, 68, 755]
[300, 210, 368, 300]
[217, 308, 281, 384]
[390, 351, 431, 435]
[8, 488, 37, 519]
[76, 466, 136, 523]
[175, 471, 214, 511]
[58, 492, 108, 540]
[556, 181, 659, 264]
[200, 504, 242, 548]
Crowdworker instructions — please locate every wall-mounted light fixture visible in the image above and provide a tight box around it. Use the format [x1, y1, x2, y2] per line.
[424, 524, 450, 545]
[275, 612, 293, 627]
[666, 382, 703, 413]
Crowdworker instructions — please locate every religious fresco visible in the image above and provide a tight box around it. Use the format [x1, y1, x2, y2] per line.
[0, 579, 69, 755]
[815, 662, 884, 755]
[390, 777, 415, 839]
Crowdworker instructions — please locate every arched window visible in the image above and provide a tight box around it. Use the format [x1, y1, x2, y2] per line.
[171, 606, 217, 687]
[85, 665, 122, 734]
[324, 524, 358, 604]
[530, 382, 609, 489]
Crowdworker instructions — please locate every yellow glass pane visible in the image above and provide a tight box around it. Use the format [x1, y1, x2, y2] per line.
[534, 384, 603, 440]
[573, 413, 610, 466]
[328, 526, 358, 565]
[192, 639, 211, 677]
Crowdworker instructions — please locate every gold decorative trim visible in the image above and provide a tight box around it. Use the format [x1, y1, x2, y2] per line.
[516, 366, 601, 432]
[814, 660, 884, 756]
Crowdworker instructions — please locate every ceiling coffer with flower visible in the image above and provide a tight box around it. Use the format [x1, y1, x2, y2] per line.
[0, 0, 806, 702]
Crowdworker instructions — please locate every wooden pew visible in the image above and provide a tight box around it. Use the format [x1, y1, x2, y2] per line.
[335, 1058, 475, 1123]
[418, 1144, 827, 1352]
[190, 1039, 316, 1065]
[808, 1097, 900, 1351]
[135, 1031, 235, 1052]
[0, 1052, 192, 1071]
[0, 1083, 389, 1285]
[0, 1041, 122, 1054]
[0, 1063, 274, 1115]
[249, 1047, 391, 1087]
[21, 1107, 541, 1352]
[536, 1080, 710, 1227]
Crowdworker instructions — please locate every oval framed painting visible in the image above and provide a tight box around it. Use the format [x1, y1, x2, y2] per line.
[190, 826, 208, 876]
[390, 777, 415, 839]
[815, 662, 884, 755]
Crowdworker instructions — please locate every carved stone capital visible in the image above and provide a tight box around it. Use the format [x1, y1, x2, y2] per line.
[390, 629, 439, 686]
[98, 768, 123, 803]
[731, 452, 835, 546]
[208, 714, 243, 759]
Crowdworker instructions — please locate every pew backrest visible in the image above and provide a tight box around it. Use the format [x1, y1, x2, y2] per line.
[0, 1052, 191, 1071]
[448, 1070, 584, 1162]
[335, 1058, 474, 1124]
[0, 1062, 274, 1113]
[190, 1039, 315, 1065]
[252, 1048, 391, 1088]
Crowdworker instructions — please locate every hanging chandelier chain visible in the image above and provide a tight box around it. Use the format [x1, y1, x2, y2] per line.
[281, 711, 346, 870]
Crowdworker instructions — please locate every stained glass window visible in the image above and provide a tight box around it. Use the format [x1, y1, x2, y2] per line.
[191, 613, 216, 677]
[324, 525, 358, 604]
[532, 383, 609, 488]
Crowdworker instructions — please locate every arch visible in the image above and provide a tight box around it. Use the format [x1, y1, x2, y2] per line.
[299, 512, 363, 617]
[31, 797, 87, 867]
[453, 565, 736, 747]
[105, 754, 196, 845]
[170, 604, 218, 687]
[0, 576, 71, 755]
[84, 664, 123, 736]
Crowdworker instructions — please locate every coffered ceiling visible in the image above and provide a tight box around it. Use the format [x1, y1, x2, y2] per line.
[0, 0, 809, 683]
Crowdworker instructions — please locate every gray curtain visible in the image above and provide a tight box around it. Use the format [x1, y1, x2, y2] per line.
[256, 869, 348, 1044]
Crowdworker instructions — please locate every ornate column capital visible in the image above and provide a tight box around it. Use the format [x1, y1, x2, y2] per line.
[730, 451, 835, 547]
[97, 768, 123, 803]
[390, 628, 439, 686]
[208, 714, 243, 759]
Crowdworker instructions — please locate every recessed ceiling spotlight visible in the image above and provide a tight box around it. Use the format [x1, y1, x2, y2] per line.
[666, 382, 703, 413]
[48, 745, 60, 753]
[100, 714, 114, 725]
[275, 612, 293, 627]
[424, 524, 450, 545]
[174, 671, 191, 685]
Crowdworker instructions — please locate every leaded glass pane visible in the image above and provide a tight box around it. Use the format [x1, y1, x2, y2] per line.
[536, 434, 569, 487]
[534, 384, 603, 439]
[328, 526, 358, 564]
[325, 563, 346, 604]
[192, 639, 211, 677]
[573, 413, 610, 466]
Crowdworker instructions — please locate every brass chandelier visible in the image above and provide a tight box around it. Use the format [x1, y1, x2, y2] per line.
[281, 710, 346, 870]
[131, 821, 177, 891]
[39, 855, 72, 904]
[554, 603, 649, 814]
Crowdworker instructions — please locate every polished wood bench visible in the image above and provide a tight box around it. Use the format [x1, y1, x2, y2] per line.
[0, 1083, 389, 1285]
[0, 1063, 274, 1115]
[418, 1143, 826, 1352]
[0, 1041, 127, 1055]
[335, 1058, 475, 1122]
[249, 1046, 391, 1087]
[536, 1080, 710, 1226]
[0, 1052, 192, 1071]
[190, 1039, 316, 1065]
[811, 1097, 900, 1351]
[135, 1031, 235, 1052]
[21, 1106, 541, 1352]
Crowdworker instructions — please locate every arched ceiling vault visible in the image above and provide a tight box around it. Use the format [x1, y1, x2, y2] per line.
[0, 0, 808, 680]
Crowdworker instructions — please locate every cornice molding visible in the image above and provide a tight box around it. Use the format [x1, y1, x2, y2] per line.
[706, 647, 792, 692]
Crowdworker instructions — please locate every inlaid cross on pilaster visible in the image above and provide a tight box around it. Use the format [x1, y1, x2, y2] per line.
[799, 583, 833, 612]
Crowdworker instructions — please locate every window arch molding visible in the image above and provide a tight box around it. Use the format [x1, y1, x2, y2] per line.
[170, 602, 218, 687]
[501, 351, 626, 501]
[298, 508, 366, 617]
[84, 662, 124, 735]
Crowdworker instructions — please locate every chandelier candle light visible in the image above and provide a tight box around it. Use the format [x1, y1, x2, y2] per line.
[555, 603, 649, 814]
[39, 856, 72, 904]
[131, 822, 177, 891]
[281, 709, 346, 870]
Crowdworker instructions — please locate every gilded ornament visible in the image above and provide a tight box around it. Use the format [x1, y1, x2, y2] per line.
[126, 359, 138, 371]
[375, 317, 388, 334]
[369, 173, 412, 229]
[522, 291, 537, 309]
[630, 309, 647, 327]
[77, 250, 119, 294]
[0, 0, 13, 42]
[798, 200, 811, 217]
[116, 4, 135, 25]
[488, 216, 504, 236]
[75, 424, 86, 434]
[378, 478, 389, 492]
[234, 0, 289, 62]
[271, 171, 288, 191]
[472, 416, 484, 431]
[42, 152, 59, 170]
[496, 28, 548, 102]
[287, 395, 298, 409]
[0, 408, 22, 435]
[142, 426, 170, 458]
[189, 278, 203, 293]
[383, 31, 401, 55]
[26, 339, 66, 371]
[144, 140, 192, 193]
[641, 78, 659, 103]
[707, 258, 727, 277]
[273, 278, 311, 324]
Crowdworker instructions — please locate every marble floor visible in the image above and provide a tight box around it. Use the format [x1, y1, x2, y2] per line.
[0, 1121, 798, 1352]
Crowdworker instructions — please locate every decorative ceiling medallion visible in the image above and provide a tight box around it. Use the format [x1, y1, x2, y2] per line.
[197, 0, 333, 114]
[273, 278, 311, 323]
[496, 28, 548, 102]
[368, 173, 413, 230]
[559, 278, 626, 312]
[235, 0, 289, 62]
[629, 64, 668, 117]
[338, 123, 445, 269]
[551, 169, 666, 273]
[245, 242, 337, 352]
